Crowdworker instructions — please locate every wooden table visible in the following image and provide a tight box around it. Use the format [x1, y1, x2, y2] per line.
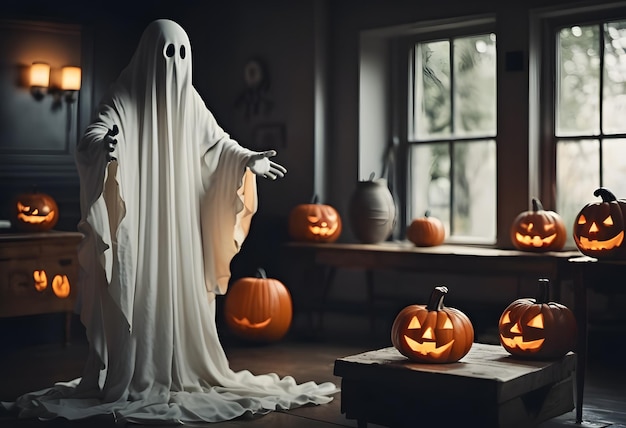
[568, 255, 626, 424]
[0, 231, 83, 344]
[334, 343, 576, 427]
[284, 242, 585, 421]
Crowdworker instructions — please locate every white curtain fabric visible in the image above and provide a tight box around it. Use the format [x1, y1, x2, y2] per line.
[3, 19, 337, 424]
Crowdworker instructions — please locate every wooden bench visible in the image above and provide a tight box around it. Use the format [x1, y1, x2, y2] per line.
[334, 343, 575, 428]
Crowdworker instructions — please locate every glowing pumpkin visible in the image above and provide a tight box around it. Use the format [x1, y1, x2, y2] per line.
[52, 274, 71, 298]
[510, 197, 566, 252]
[391, 286, 474, 363]
[288, 195, 342, 243]
[33, 270, 48, 291]
[224, 268, 292, 342]
[12, 190, 59, 232]
[407, 211, 445, 247]
[499, 278, 576, 360]
[573, 187, 626, 259]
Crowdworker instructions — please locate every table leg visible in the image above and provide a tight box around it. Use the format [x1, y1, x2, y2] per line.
[573, 265, 588, 424]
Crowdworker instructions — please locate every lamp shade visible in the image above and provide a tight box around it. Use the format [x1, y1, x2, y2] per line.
[61, 66, 81, 91]
[30, 62, 50, 88]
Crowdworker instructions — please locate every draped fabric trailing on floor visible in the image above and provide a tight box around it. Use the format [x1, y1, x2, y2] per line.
[2, 19, 337, 424]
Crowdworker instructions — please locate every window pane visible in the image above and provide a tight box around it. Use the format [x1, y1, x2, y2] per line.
[453, 34, 497, 136]
[603, 139, 626, 197]
[556, 140, 600, 246]
[416, 40, 450, 139]
[452, 140, 496, 238]
[409, 143, 450, 231]
[603, 21, 626, 134]
[557, 25, 600, 136]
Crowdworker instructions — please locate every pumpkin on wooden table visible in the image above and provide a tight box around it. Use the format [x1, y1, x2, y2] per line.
[224, 268, 292, 342]
[391, 286, 474, 363]
[499, 278, 576, 360]
[406, 211, 446, 247]
[12, 190, 59, 232]
[573, 187, 626, 259]
[510, 197, 566, 252]
[288, 195, 342, 243]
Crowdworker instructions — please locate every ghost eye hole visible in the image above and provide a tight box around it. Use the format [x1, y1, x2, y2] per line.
[180, 45, 186, 59]
[166, 44, 175, 57]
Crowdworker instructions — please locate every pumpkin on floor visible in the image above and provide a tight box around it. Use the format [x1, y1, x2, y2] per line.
[391, 286, 474, 363]
[510, 197, 566, 252]
[224, 268, 292, 342]
[288, 195, 342, 243]
[573, 187, 626, 259]
[407, 211, 446, 247]
[12, 190, 59, 232]
[499, 278, 576, 360]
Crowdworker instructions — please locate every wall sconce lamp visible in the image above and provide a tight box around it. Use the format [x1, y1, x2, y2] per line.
[61, 66, 81, 103]
[30, 62, 50, 100]
[29, 63, 81, 103]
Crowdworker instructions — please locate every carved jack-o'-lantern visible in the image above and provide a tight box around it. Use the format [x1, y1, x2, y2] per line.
[391, 286, 474, 363]
[12, 190, 59, 232]
[510, 198, 566, 252]
[52, 275, 71, 298]
[224, 268, 293, 342]
[499, 278, 576, 360]
[288, 195, 342, 243]
[407, 211, 446, 247]
[33, 270, 48, 291]
[573, 187, 626, 259]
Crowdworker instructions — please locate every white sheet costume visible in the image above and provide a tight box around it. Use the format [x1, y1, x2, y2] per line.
[3, 19, 337, 424]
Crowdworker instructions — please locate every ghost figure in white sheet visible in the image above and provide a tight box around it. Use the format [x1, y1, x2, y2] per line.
[3, 19, 337, 424]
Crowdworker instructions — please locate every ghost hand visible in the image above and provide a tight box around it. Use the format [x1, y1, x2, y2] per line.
[247, 150, 287, 180]
[105, 125, 119, 162]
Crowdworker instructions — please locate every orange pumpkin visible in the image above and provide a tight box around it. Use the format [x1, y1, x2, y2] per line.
[12, 190, 59, 232]
[224, 268, 292, 342]
[288, 195, 342, 243]
[510, 198, 566, 252]
[573, 187, 626, 259]
[391, 286, 474, 363]
[407, 211, 445, 247]
[499, 278, 576, 360]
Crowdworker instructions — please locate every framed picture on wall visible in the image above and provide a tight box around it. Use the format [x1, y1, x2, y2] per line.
[252, 123, 285, 151]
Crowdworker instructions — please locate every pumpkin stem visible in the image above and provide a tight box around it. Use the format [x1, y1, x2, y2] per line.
[368, 172, 376, 181]
[535, 278, 551, 304]
[594, 187, 617, 202]
[424, 210, 431, 217]
[426, 286, 448, 311]
[531, 198, 543, 212]
[256, 267, 267, 279]
[311, 194, 319, 204]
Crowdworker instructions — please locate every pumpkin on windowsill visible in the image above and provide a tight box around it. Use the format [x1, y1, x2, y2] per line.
[407, 211, 446, 247]
[12, 189, 59, 232]
[224, 267, 292, 343]
[510, 197, 566, 252]
[573, 187, 626, 259]
[288, 194, 342, 243]
[391, 286, 474, 363]
[499, 278, 576, 360]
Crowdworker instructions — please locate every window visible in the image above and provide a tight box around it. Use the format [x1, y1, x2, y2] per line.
[539, 6, 626, 247]
[406, 31, 497, 243]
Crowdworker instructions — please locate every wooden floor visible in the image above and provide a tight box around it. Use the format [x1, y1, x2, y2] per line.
[0, 313, 625, 428]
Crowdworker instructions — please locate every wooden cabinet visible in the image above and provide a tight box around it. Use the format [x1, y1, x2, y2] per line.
[0, 231, 83, 342]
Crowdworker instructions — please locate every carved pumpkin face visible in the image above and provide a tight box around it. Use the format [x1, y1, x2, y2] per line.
[407, 211, 446, 247]
[224, 268, 293, 342]
[391, 286, 474, 363]
[499, 279, 576, 360]
[288, 195, 342, 243]
[510, 198, 566, 252]
[573, 187, 626, 258]
[13, 191, 59, 232]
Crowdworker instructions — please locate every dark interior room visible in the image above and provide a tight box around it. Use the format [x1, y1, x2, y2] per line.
[1, 0, 626, 427]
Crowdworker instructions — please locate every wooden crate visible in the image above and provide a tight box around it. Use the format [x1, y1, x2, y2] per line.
[334, 343, 575, 428]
